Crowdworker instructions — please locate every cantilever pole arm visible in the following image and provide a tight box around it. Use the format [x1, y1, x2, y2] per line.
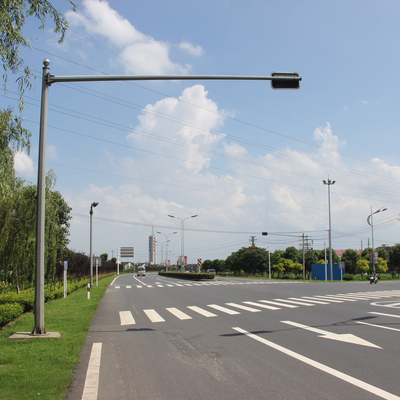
[46, 73, 302, 85]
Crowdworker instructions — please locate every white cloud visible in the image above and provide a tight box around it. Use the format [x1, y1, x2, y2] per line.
[13, 151, 35, 177]
[179, 41, 204, 57]
[128, 84, 227, 172]
[360, 100, 368, 105]
[67, 0, 192, 75]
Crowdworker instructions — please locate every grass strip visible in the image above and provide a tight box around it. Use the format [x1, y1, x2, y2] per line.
[0, 275, 115, 400]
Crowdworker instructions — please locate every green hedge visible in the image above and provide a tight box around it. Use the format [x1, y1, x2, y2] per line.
[158, 272, 215, 280]
[0, 279, 91, 327]
[342, 274, 354, 281]
[0, 303, 24, 327]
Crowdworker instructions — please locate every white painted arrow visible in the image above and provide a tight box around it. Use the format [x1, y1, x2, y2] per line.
[281, 320, 381, 349]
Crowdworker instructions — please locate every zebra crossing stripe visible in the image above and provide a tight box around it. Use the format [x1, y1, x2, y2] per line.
[226, 303, 261, 312]
[166, 307, 192, 320]
[126, 286, 131, 289]
[144, 309, 165, 323]
[313, 295, 343, 303]
[208, 304, 240, 315]
[243, 301, 280, 310]
[274, 298, 315, 306]
[259, 300, 298, 308]
[289, 297, 329, 305]
[187, 306, 217, 317]
[119, 311, 135, 326]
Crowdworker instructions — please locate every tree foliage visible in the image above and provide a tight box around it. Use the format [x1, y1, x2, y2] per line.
[341, 249, 360, 275]
[1, 0, 77, 108]
[225, 247, 269, 275]
[356, 259, 370, 279]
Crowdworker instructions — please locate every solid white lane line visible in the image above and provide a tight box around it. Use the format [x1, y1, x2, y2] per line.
[208, 304, 240, 315]
[226, 303, 262, 312]
[144, 309, 165, 323]
[243, 301, 280, 310]
[119, 311, 135, 326]
[274, 298, 315, 307]
[81, 342, 102, 400]
[232, 328, 399, 400]
[166, 307, 192, 320]
[369, 312, 400, 319]
[356, 321, 400, 332]
[187, 306, 217, 317]
[258, 300, 298, 308]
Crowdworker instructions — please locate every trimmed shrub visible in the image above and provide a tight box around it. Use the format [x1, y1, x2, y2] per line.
[0, 303, 24, 327]
[342, 274, 354, 281]
[0, 292, 35, 312]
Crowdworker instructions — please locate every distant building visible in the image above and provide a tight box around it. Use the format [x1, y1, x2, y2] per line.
[149, 235, 157, 265]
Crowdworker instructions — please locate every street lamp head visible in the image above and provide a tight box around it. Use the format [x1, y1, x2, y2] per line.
[168, 214, 175, 218]
[191, 214, 198, 218]
[92, 202, 99, 208]
[381, 207, 388, 212]
[323, 180, 327, 184]
[332, 181, 336, 185]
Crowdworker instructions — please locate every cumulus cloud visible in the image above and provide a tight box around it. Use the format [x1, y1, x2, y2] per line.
[67, 0, 197, 75]
[128, 84, 227, 172]
[179, 41, 204, 57]
[13, 152, 35, 177]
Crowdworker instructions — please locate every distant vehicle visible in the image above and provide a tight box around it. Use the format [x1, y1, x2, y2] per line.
[137, 266, 146, 276]
[207, 269, 216, 274]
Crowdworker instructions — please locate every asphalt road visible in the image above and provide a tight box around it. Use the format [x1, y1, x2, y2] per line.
[66, 274, 400, 400]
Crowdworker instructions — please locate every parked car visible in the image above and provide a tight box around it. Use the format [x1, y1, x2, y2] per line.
[206, 269, 216, 274]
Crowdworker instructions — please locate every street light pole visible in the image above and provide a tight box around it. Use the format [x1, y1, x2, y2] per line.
[89, 202, 99, 287]
[367, 206, 387, 272]
[168, 214, 198, 271]
[323, 178, 335, 281]
[157, 231, 177, 272]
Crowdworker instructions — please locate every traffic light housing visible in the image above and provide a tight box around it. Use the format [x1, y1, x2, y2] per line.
[271, 72, 301, 90]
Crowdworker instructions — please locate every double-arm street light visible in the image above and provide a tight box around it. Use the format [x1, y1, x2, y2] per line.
[367, 206, 387, 272]
[168, 215, 198, 271]
[157, 231, 177, 271]
[89, 202, 99, 288]
[323, 178, 335, 281]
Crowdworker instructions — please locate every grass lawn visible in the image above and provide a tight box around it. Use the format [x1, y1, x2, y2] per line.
[0, 275, 115, 400]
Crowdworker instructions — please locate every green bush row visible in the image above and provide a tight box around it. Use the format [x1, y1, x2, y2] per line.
[158, 272, 215, 280]
[0, 303, 24, 327]
[0, 279, 90, 327]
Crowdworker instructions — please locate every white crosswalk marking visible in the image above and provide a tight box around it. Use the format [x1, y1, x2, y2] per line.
[243, 301, 280, 310]
[208, 304, 240, 315]
[289, 297, 328, 305]
[144, 309, 165, 323]
[226, 303, 261, 312]
[119, 311, 135, 325]
[126, 286, 131, 289]
[259, 300, 298, 308]
[115, 286, 120, 289]
[274, 298, 315, 306]
[136, 285, 142, 288]
[187, 306, 217, 317]
[166, 307, 192, 320]
[313, 295, 343, 303]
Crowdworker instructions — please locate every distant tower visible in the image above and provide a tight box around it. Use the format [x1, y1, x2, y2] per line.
[149, 227, 157, 265]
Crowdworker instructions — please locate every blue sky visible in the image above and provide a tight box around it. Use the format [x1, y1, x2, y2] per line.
[3, 0, 400, 264]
